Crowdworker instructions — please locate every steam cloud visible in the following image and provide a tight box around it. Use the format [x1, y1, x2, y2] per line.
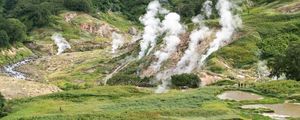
[199, 0, 242, 67]
[111, 32, 124, 54]
[136, 0, 242, 93]
[175, 19, 212, 74]
[202, 0, 213, 18]
[155, 15, 212, 93]
[154, 0, 242, 93]
[150, 12, 185, 73]
[138, 0, 169, 59]
[51, 33, 71, 55]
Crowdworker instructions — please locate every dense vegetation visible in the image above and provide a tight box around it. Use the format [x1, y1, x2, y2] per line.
[270, 41, 300, 80]
[171, 74, 200, 88]
[1, 86, 270, 120]
[252, 80, 300, 97]
[0, 93, 7, 117]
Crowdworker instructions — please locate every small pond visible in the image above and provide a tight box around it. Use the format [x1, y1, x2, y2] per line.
[242, 103, 300, 120]
[217, 91, 264, 101]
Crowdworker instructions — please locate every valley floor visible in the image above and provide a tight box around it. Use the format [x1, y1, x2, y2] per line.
[1, 85, 295, 120]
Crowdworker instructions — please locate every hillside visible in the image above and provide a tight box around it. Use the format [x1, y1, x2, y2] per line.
[0, 0, 300, 120]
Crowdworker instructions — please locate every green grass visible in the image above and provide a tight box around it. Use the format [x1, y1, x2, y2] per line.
[98, 12, 140, 32]
[0, 45, 33, 66]
[1, 86, 261, 120]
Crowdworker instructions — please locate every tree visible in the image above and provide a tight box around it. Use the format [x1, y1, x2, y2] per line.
[0, 30, 9, 47]
[64, 0, 93, 13]
[270, 40, 300, 81]
[171, 74, 200, 88]
[10, 2, 52, 29]
[0, 0, 3, 14]
[4, 0, 17, 11]
[3, 19, 27, 43]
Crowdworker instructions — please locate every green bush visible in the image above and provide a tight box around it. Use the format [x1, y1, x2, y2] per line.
[171, 74, 200, 88]
[107, 73, 150, 86]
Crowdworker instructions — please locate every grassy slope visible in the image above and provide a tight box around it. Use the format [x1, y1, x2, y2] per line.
[208, 0, 300, 70]
[0, 44, 33, 66]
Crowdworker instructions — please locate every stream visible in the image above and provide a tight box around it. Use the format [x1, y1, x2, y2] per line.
[2, 58, 34, 80]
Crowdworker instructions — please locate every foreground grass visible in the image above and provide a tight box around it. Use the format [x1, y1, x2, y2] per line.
[2, 86, 265, 120]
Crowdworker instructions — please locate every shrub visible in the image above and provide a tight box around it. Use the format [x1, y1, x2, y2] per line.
[171, 74, 200, 88]
[107, 73, 150, 86]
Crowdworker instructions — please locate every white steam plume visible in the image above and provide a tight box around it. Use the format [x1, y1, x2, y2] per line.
[202, 0, 213, 18]
[150, 12, 185, 73]
[138, 0, 169, 59]
[51, 33, 71, 55]
[175, 15, 212, 74]
[199, 0, 242, 67]
[155, 14, 211, 93]
[111, 32, 124, 54]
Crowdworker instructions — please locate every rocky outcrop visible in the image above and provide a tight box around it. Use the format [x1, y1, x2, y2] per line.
[80, 23, 117, 38]
[64, 12, 77, 22]
[128, 27, 138, 35]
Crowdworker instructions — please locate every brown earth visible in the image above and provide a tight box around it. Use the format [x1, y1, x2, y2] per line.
[0, 76, 61, 100]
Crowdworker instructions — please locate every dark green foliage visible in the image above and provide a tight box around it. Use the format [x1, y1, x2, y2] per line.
[171, 74, 200, 88]
[258, 33, 299, 58]
[0, 93, 7, 117]
[169, 0, 216, 22]
[107, 73, 150, 86]
[92, 0, 122, 11]
[0, 18, 27, 43]
[3, 0, 17, 12]
[4, 19, 27, 43]
[211, 80, 237, 86]
[64, 0, 93, 13]
[0, 0, 3, 14]
[119, 0, 151, 22]
[12, 3, 51, 29]
[253, 80, 300, 97]
[270, 41, 300, 81]
[0, 30, 9, 47]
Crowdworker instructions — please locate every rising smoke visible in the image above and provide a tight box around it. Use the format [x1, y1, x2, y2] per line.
[111, 32, 124, 54]
[51, 33, 71, 55]
[150, 12, 185, 73]
[138, 0, 169, 59]
[199, 0, 242, 67]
